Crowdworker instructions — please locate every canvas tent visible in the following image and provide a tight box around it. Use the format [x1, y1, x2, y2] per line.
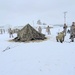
[13, 24, 46, 42]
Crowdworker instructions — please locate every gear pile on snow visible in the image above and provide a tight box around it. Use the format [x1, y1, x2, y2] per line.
[13, 24, 46, 42]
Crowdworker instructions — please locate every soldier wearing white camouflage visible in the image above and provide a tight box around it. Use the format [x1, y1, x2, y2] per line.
[70, 22, 75, 42]
[56, 31, 65, 43]
[38, 26, 42, 33]
[46, 26, 51, 35]
[8, 28, 13, 38]
[63, 23, 67, 36]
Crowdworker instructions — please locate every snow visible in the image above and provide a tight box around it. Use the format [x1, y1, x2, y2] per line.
[0, 26, 75, 75]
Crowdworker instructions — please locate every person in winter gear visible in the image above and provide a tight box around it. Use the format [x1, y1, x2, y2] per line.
[56, 31, 65, 43]
[63, 23, 67, 36]
[8, 28, 13, 38]
[46, 26, 51, 35]
[38, 26, 42, 33]
[70, 22, 75, 42]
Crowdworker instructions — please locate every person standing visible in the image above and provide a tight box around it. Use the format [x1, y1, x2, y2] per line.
[63, 23, 67, 36]
[70, 22, 75, 42]
[46, 26, 51, 35]
[8, 28, 13, 38]
[38, 26, 42, 33]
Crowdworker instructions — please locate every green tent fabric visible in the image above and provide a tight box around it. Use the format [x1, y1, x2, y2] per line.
[13, 24, 46, 42]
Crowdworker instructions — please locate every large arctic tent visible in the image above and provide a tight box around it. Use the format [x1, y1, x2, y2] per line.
[14, 24, 46, 42]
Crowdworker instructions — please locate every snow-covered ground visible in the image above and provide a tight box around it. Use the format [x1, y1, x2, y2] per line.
[0, 26, 75, 75]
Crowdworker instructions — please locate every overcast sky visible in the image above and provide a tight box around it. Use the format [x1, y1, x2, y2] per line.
[0, 0, 75, 26]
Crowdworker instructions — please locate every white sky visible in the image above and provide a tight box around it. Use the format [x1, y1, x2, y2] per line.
[0, 0, 75, 26]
